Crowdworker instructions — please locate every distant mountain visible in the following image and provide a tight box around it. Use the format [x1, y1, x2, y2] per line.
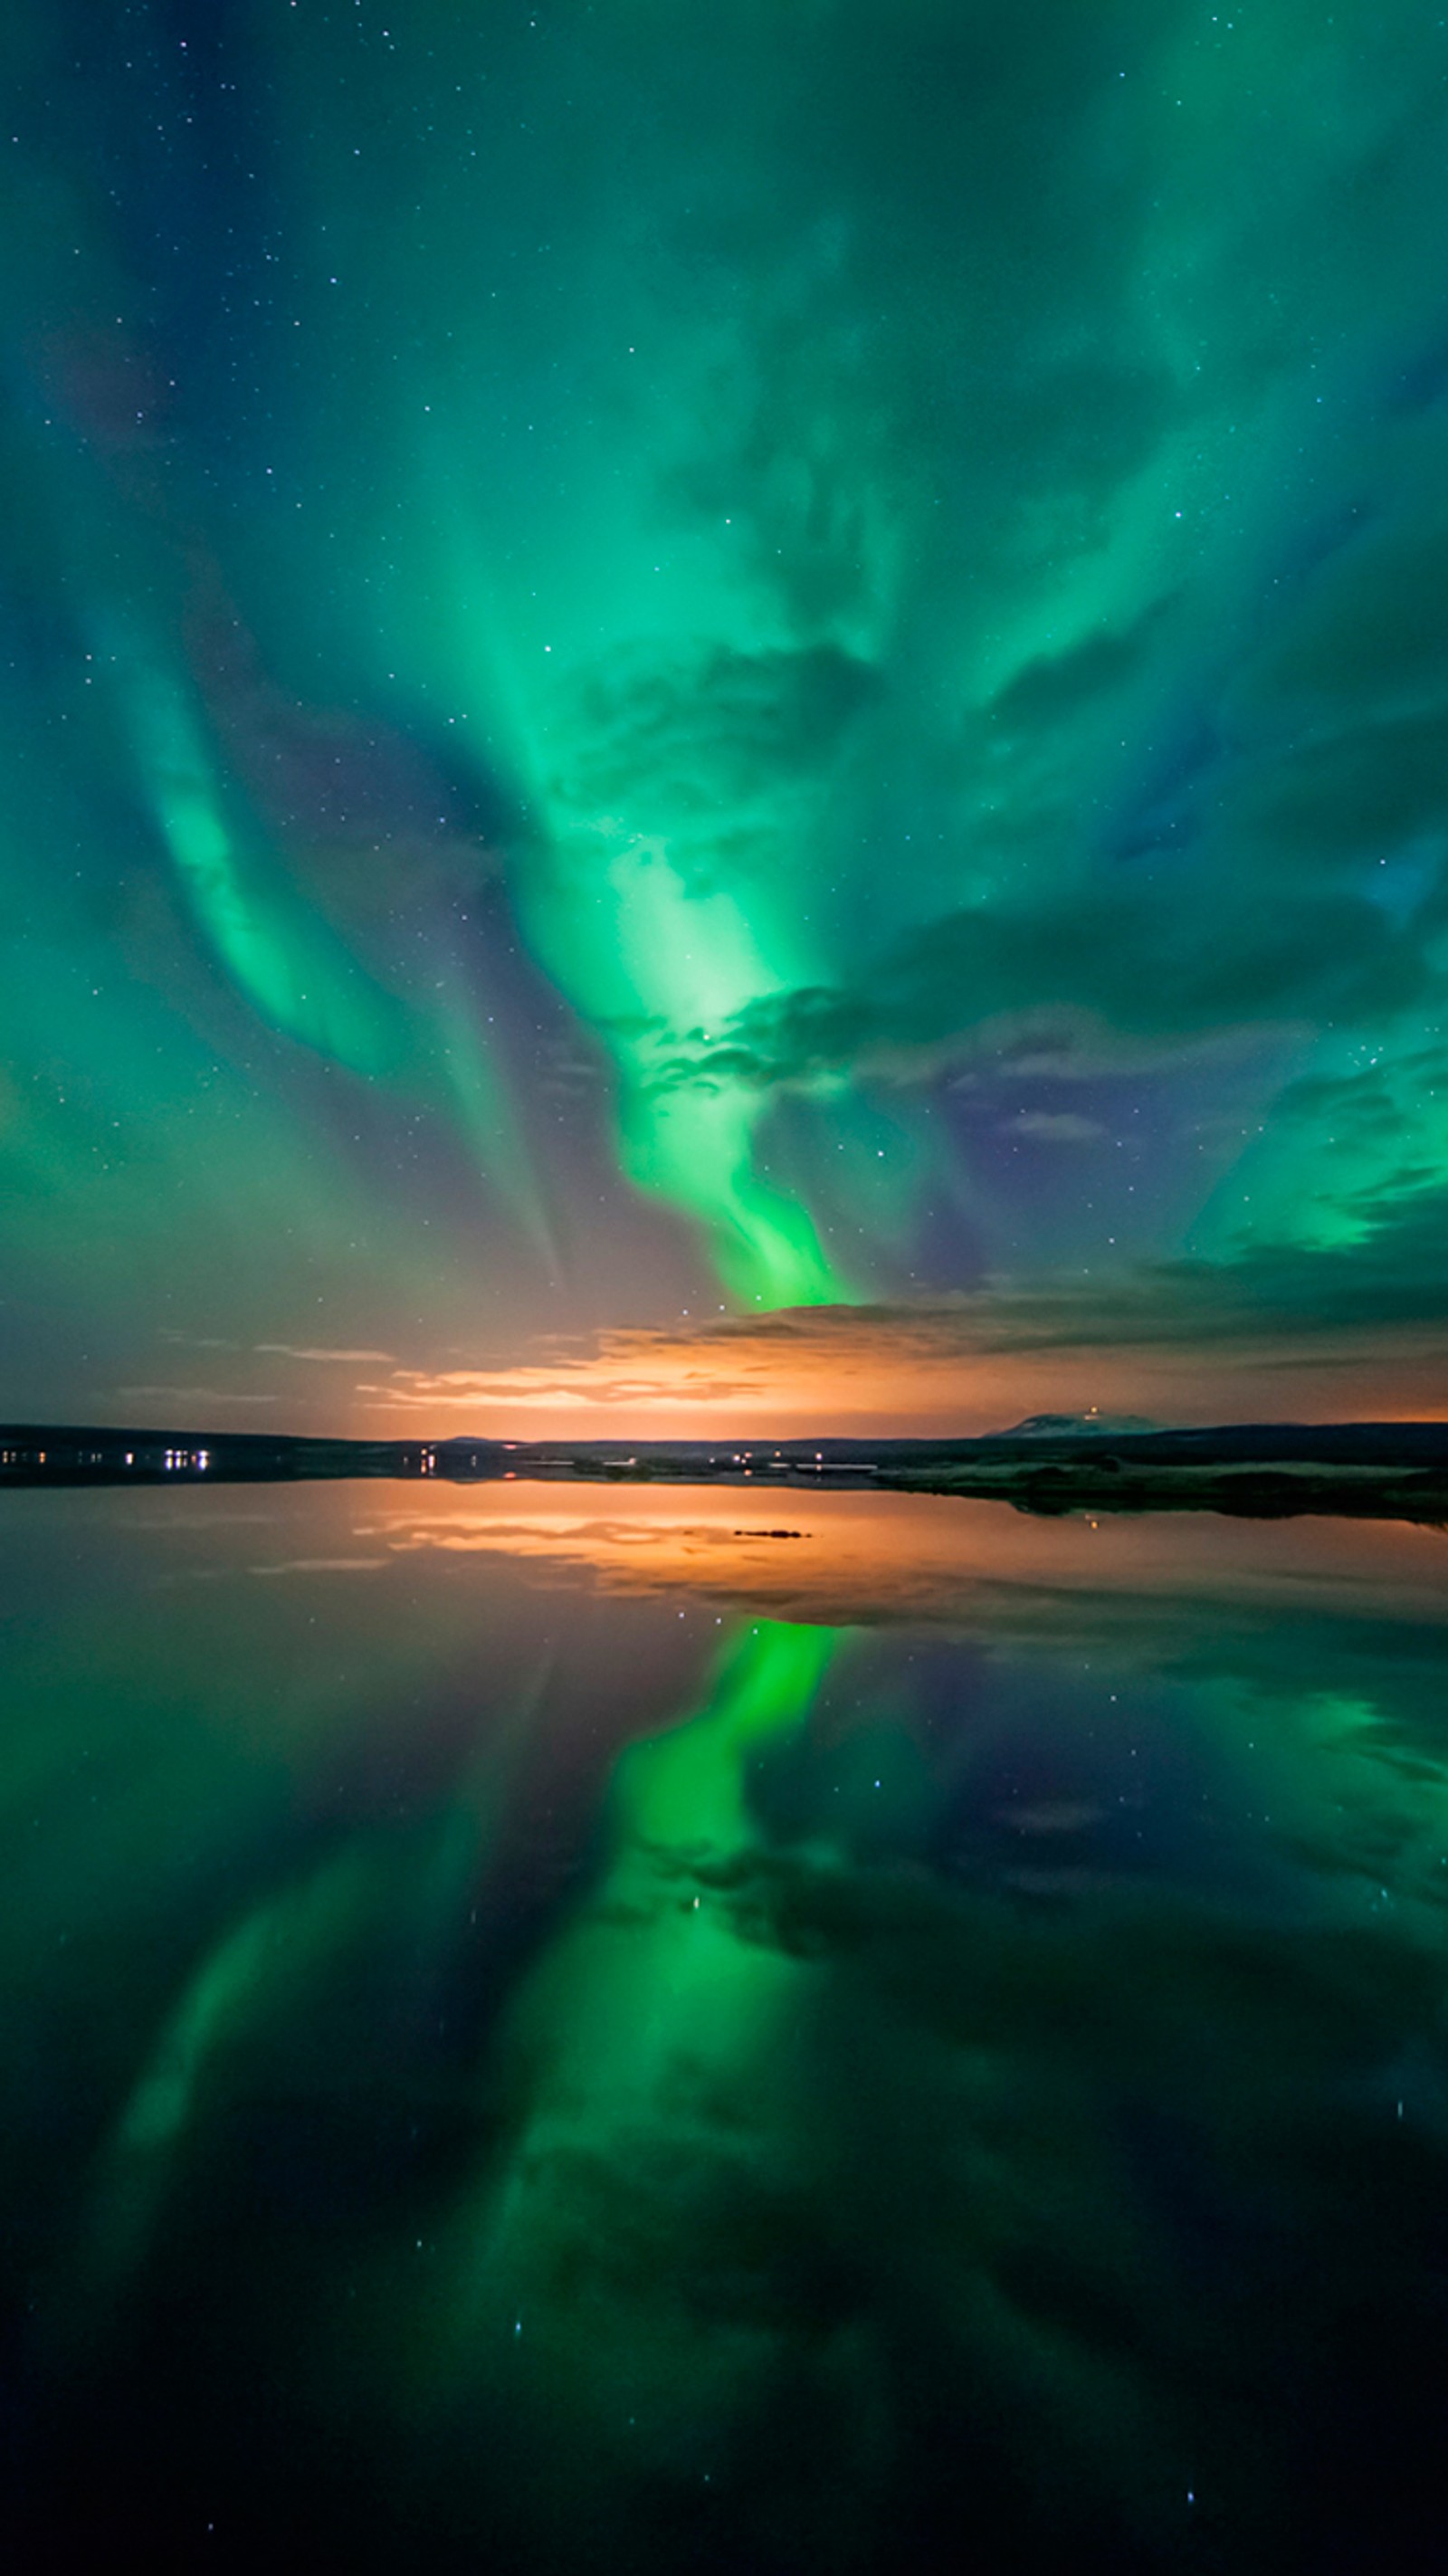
[1004, 1412, 1162, 1438]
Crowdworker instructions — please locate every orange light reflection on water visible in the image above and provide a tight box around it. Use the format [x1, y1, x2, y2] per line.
[352, 1483, 1448, 1629]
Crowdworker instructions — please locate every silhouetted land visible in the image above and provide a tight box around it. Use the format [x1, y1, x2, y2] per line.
[5, 1421, 1448, 1520]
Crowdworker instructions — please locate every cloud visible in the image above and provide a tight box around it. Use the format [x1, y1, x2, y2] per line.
[986, 598, 1176, 730]
[545, 641, 879, 899]
[255, 1344, 398, 1364]
[114, 1387, 279, 1406]
[650, 882, 1428, 1103]
[358, 1362, 774, 1414]
[1005, 1112, 1106, 1144]
[248, 1558, 388, 1577]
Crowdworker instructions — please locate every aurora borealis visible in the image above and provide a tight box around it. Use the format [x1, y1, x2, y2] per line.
[7, 0, 1448, 1429]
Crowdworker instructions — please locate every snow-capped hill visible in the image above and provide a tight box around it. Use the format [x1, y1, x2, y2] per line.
[1004, 1412, 1161, 1439]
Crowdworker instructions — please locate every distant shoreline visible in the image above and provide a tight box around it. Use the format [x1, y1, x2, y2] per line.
[5, 1421, 1448, 1522]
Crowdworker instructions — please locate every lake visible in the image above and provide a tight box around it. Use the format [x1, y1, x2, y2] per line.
[4, 1484, 1447, 2571]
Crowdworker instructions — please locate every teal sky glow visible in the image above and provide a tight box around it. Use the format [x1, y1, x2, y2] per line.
[5, 1, 1448, 1427]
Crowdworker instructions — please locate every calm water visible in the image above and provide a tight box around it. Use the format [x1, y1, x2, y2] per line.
[3, 1485, 1447, 2572]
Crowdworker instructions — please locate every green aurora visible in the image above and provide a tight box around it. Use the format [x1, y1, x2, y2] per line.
[5, 0, 1448, 1417]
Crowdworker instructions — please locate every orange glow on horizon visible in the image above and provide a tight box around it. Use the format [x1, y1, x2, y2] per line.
[339, 1314, 1448, 1443]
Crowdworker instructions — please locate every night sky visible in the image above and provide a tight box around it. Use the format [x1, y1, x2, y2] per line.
[6, 0, 1448, 1434]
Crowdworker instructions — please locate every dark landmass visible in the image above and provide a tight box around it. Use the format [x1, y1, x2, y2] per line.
[5, 1420, 1448, 1521]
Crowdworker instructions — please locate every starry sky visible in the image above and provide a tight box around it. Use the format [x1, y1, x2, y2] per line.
[6, 0, 1448, 1435]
